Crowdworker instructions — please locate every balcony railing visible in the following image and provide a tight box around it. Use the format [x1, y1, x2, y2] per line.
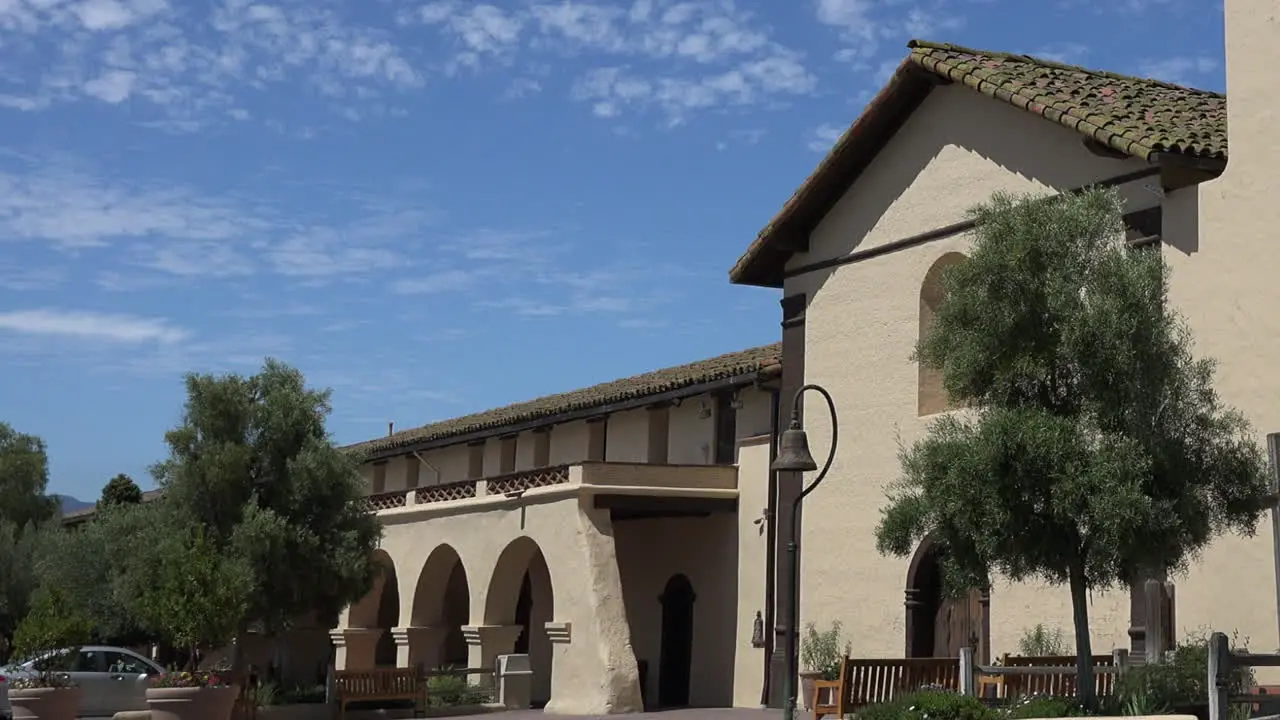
[357, 462, 736, 514]
[486, 465, 570, 494]
[358, 465, 570, 513]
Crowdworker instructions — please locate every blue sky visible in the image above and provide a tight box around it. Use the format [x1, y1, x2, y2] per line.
[0, 0, 1224, 501]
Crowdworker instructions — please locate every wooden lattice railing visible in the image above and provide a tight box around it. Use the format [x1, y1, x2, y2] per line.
[359, 465, 572, 512]
[359, 491, 407, 512]
[415, 480, 477, 505]
[486, 465, 570, 495]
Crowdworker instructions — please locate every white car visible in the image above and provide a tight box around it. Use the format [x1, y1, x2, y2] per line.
[1, 669, 11, 720]
[3, 645, 164, 717]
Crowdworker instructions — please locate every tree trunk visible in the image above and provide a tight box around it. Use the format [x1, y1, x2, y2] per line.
[1068, 562, 1096, 709]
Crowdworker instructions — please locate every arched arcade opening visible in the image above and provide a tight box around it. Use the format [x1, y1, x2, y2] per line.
[411, 544, 471, 671]
[485, 536, 555, 708]
[346, 551, 400, 668]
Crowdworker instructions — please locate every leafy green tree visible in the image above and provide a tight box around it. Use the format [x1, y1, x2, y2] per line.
[0, 520, 45, 661]
[98, 473, 143, 509]
[151, 358, 381, 642]
[130, 526, 253, 669]
[10, 585, 93, 683]
[875, 188, 1272, 707]
[0, 423, 57, 660]
[32, 504, 158, 646]
[0, 423, 58, 528]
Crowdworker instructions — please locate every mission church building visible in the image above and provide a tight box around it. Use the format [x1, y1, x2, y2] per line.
[324, 0, 1280, 713]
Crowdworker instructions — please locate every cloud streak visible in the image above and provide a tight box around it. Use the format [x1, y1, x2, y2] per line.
[0, 308, 189, 344]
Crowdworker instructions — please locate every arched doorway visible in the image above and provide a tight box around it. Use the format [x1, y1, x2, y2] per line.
[658, 574, 696, 708]
[485, 537, 554, 708]
[904, 538, 988, 661]
[347, 551, 400, 669]
[411, 544, 471, 671]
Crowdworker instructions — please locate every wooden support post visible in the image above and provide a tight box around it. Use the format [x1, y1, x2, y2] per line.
[1268, 433, 1280, 650]
[959, 647, 975, 697]
[1144, 579, 1167, 663]
[1113, 648, 1130, 677]
[1209, 632, 1231, 720]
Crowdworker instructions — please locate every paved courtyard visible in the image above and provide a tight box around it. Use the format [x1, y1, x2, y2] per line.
[497, 709, 779, 720]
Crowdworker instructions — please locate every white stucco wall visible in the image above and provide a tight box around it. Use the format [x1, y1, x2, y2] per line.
[784, 83, 1158, 659]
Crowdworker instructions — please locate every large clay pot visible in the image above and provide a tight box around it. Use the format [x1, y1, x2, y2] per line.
[8, 686, 85, 720]
[145, 686, 239, 720]
[799, 671, 822, 711]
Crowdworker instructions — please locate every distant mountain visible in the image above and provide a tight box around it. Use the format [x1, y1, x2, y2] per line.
[54, 495, 93, 514]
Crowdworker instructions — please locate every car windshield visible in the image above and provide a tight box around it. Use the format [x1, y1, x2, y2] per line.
[12, 650, 72, 671]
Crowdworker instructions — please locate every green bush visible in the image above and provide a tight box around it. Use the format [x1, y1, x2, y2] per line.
[1016, 625, 1070, 657]
[426, 673, 490, 707]
[279, 683, 326, 704]
[857, 690, 995, 720]
[10, 586, 93, 688]
[1001, 695, 1088, 718]
[1114, 631, 1254, 712]
[802, 621, 850, 681]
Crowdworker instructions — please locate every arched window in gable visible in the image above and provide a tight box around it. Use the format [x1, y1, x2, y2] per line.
[918, 252, 967, 417]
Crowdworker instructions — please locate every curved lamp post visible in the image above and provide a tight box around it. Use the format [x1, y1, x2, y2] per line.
[772, 383, 838, 720]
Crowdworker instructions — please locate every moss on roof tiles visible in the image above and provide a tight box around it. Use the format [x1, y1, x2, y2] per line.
[907, 40, 1226, 160]
[345, 343, 782, 458]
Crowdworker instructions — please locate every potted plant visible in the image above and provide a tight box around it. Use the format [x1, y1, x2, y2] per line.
[135, 527, 252, 720]
[6, 587, 92, 720]
[800, 621, 849, 711]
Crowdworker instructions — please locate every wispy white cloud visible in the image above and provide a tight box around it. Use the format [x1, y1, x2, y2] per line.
[391, 269, 480, 295]
[0, 0, 422, 129]
[1137, 55, 1218, 86]
[0, 308, 188, 344]
[0, 152, 432, 288]
[405, 0, 817, 124]
[807, 123, 843, 153]
[814, 0, 965, 68]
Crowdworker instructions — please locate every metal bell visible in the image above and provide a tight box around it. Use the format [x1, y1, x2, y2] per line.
[772, 423, 818, 472]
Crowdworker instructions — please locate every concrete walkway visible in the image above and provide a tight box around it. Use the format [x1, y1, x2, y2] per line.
[494, 709, 778, 720]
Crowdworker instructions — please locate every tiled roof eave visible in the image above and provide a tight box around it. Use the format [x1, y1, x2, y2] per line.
[345, 343, 783, 461]
[909, 51, 1160, 161]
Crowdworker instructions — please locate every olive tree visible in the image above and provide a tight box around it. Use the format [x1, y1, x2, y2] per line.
[151, 359, 382, 649]
[875, 188, 1272, 707]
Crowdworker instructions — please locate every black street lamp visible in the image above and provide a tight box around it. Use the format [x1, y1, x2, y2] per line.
[771, 383, 838, 720]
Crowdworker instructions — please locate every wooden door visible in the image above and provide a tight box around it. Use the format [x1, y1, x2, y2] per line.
[933, 589, 982, 657]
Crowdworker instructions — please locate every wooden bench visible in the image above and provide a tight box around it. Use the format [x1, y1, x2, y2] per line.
[813, 657, 961, 718]
[333, 668, 425, 720]
[982, 654, 1117, 700]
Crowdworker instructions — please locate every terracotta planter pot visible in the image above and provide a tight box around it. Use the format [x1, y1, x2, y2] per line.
[146, 686, 239, 720]
[8, 686, 85, 720]
[799, 671, 821, 711]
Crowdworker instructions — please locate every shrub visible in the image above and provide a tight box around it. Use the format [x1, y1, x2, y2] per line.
[801, 620, 850, 681]
[1114, 631, 1254, 712]
[279, 683, 326, 704]
[9, 586, 93, 689]
[1001, 694, 1088, 718]
[426, 673, 490, 707]
[857, 690, 995, 720]
[1016, 625, 1070, 657]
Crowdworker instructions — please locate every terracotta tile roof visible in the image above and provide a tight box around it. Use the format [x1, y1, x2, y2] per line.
[729, 39, 1227, 288]
[346, 343, 782, 459]
[909, 41, 1226, 160]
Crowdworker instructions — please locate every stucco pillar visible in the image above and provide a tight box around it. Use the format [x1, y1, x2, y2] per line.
[330, 628, 382, 671]
[462, 625, 523, 678]
[392, 626, 447, 672]
[542, 506, 643, 715]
